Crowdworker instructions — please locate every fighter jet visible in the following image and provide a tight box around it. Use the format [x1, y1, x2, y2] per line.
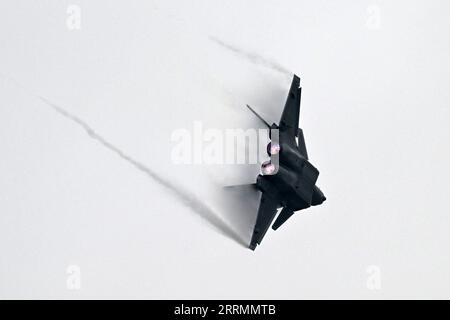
[246, 75, 326, 250]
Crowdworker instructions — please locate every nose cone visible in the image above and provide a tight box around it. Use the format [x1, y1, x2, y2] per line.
[311, 186, 326, 206]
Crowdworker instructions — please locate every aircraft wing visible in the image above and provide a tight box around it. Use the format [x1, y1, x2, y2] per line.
[249, 192, 279, 250]
[279, 75, 308, 159]
[280, 75, 301, 137]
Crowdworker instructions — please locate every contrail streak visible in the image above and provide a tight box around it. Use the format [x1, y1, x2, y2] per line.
[1, 74, 247, 247]
[209, 36, 292, 77]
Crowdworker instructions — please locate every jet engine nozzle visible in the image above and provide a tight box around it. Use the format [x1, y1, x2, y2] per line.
[267, 142, 281, 155]
[261, 161, 276, 175]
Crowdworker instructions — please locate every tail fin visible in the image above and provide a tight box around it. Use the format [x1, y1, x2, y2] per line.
[272, 207, 294, 230]
[246, 104, 271, 128]
[223, 183, 257, 191]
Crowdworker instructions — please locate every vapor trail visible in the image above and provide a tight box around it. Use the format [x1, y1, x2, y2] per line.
[209, 36, 292, 77]
[2, 74, 247, 247]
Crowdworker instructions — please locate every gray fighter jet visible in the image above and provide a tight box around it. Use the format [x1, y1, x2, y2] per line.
[246, 75, 326, 250]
